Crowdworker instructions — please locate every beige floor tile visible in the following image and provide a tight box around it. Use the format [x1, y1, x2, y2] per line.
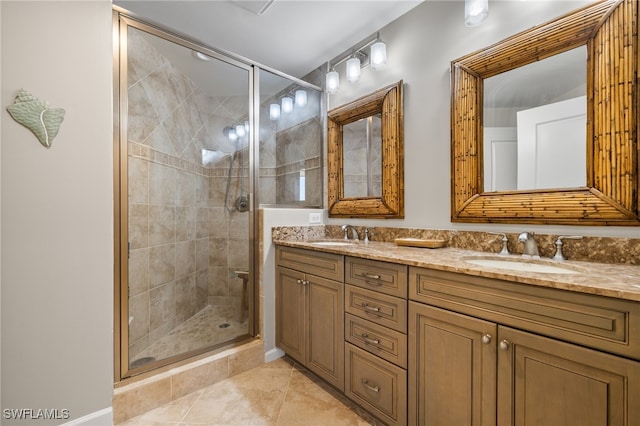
[118, 358, 374, 426]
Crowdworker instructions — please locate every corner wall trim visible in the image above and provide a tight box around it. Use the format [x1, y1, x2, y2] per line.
[265, 347, 285, 363]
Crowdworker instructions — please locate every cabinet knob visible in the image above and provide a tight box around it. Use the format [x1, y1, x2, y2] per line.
[481, 334, 492, 344]
[499, 340, 510, 351]
[296, 279, 303, 285]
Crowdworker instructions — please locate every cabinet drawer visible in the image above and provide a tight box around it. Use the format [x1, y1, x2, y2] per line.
[345, 343, 407, 426]
[345, 313, 407, 368]
[346, 257, 408, 298]
[276, 246, 344, 281]
[346, 285, 407, 333]
[409, 266, 640, 361]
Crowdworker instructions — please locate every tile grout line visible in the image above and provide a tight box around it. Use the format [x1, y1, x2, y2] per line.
[274, 362, 296, 426]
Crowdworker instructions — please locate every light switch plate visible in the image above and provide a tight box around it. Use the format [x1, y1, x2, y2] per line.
[309, 212, 322, 224]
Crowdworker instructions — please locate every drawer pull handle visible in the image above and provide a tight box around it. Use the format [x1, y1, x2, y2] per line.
[362, 303, 381, 314]
[362, 273, 381, 280]
[361, 379, 380, 393]
[361, 333, 380, 345]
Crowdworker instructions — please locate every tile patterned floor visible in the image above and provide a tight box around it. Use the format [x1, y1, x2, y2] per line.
[118, 357, 376, 426]
[131, 305, 249, 368]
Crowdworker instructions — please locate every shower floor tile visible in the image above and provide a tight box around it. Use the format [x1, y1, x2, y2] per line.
[132, 305, 249, 367]
[118, 357, 376, 426]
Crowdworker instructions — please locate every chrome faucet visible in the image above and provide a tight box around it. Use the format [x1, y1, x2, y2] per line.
[518, 232, 540, 258]
[341, 224, 359, 240]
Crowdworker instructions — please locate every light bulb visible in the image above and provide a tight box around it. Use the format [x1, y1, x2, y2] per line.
[269, 103, 280, 120]
[281, 96, 293, 113]
[465, 0, 489, 27]
[326, 70, 340, 95]
[370, 41, 387, 71]
[346, 56, 361, 83]
[235, 124, 245, 137]
[228, 129, 238, 141]
[295, 89, 307, 107]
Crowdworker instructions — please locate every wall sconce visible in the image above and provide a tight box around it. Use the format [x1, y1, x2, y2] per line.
[281, 96, 294, 113]
[295, 89, 307, 107]
[325, 32, 387, 95]
[269, 103, 281, 120]
[465, 0, 489, 27]
[326, 68, 340, 95]
[346, 56, 361, 83]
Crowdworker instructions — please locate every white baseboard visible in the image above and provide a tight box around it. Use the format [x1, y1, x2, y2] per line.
[62, 407, 112, 426]
[264, 347, 285, 363]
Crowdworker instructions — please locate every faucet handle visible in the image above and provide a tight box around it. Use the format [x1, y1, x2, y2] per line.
[364, 227, 373, 244]
[489, 232, 509, 255]
[553, 235, 583, 261]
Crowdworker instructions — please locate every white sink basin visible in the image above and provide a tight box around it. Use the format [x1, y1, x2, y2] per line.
[309, 241, 355, 247]
[464, 257, 582, 274]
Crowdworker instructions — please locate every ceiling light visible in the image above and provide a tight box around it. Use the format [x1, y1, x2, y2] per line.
[281, 96, 293, 113]
[346, 56, 361, 83]
[295, 89, 307, 107]
[370, 36, 387, 71]
[269, 103, 281, 120]
[465, 0, 489, 27]
[326, 69, 340, 95]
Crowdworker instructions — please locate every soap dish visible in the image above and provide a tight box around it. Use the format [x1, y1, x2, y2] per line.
[394, 238, 447, 249]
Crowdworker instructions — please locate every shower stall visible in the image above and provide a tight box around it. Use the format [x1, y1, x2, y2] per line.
[114, 12, 322, 380]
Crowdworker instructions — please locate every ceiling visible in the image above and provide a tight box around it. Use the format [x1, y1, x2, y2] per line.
[114, 0, 424, 80]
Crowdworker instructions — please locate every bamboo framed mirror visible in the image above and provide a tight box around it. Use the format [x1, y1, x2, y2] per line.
[328, 80, 404, 218]
[451, 0, 639, 225]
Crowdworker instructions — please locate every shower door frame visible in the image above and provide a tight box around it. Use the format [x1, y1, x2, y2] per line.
[113, 9, 260, 382]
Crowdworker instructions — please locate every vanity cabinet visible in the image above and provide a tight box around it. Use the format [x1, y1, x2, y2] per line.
[344, 256, 408, 426]
[275, 247, 344, 390]
[409, 266, 640, 426]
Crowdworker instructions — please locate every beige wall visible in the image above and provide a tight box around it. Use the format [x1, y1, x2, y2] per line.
[1, 1, 114, 424]
[326, 0, 640, 239]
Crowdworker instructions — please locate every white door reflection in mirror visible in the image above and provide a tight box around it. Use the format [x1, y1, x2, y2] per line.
[483, 127, 517, 192]
[517, 96, 586, 190]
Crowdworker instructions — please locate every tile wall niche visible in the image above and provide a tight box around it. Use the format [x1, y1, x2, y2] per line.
[126, 28, 249, 360]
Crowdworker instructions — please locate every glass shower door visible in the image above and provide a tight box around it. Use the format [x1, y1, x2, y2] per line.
[122, 23, 253, 374]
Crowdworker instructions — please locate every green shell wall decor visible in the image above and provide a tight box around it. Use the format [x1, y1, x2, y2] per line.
[6, 89, 65, 148]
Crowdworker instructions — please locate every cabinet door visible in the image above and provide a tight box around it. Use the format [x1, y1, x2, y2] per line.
[409, 302, 497, 426]
[497, 326, 640, 426]
[307, 274, 344, 391]
[275, 266, 306, 363]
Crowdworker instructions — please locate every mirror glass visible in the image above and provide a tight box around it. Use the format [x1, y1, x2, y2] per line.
[342, 113, 382, 198]
[483, 46, 587, 192]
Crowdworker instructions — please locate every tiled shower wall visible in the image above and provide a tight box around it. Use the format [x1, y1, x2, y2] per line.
[126, 28, 249, 360]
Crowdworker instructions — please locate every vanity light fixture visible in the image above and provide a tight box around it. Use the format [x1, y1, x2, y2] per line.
[465, 0, 489, 27]
[346, 55, 361, 83]
[281, 96, 294, 113]
[370, 34, 387, 70]
[269, 103, 281, 120]
[325, 32, 388, 94]
[326, 68, 340, 95]
[295, 89, 307, 107]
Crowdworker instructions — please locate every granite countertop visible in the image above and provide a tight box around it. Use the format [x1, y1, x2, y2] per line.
[274, 239, 640, 302]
